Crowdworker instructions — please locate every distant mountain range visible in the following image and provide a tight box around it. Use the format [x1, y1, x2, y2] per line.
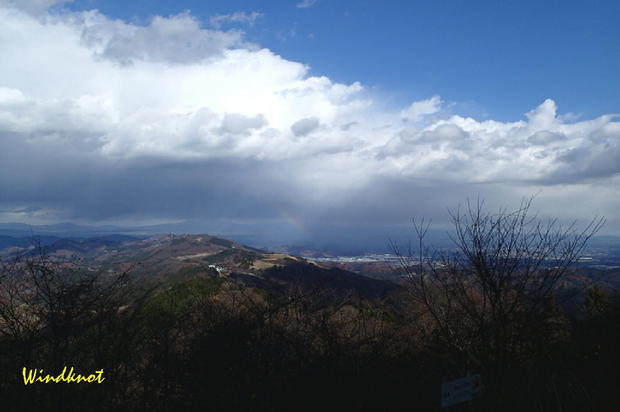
[0, 232, 399, 300]
[0, 221, 173, 238]
[3, 221, 620, 258]
[2, 229, 620, 309]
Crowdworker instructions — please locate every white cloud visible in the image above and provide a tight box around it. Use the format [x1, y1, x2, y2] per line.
[0, 0, 73, 15]
[400, 95, 441, 122]
[291, 117, 320, 136]
[218, 113, 267, 136]
[81, 11, 245, 64]
[209, 11, 262, 28]
[0, 3, 619, 232]
[296, 0, 317, 9]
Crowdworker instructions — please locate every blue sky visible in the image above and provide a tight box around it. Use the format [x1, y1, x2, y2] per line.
[0, 0, 619, 247]
[63, 0, 620, 121]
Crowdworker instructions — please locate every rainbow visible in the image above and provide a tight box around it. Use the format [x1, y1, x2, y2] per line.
[277, 207, 311, 237]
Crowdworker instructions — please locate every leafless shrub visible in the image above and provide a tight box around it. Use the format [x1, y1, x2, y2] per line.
[393, 197, 604, 375]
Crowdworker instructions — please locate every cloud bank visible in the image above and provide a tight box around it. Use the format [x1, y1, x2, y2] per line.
[0, 1, 618, 239]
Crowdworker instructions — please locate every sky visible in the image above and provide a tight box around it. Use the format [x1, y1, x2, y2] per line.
[0, 0, 619, 248]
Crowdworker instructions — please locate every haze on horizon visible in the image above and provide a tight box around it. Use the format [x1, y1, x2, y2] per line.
[0, 0, 619, 249]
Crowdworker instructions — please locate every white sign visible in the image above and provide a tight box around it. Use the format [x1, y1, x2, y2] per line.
[441, 374, 481, 408]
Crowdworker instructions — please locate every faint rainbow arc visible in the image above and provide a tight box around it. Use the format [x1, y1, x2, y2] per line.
[276, 207, 311, 237]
